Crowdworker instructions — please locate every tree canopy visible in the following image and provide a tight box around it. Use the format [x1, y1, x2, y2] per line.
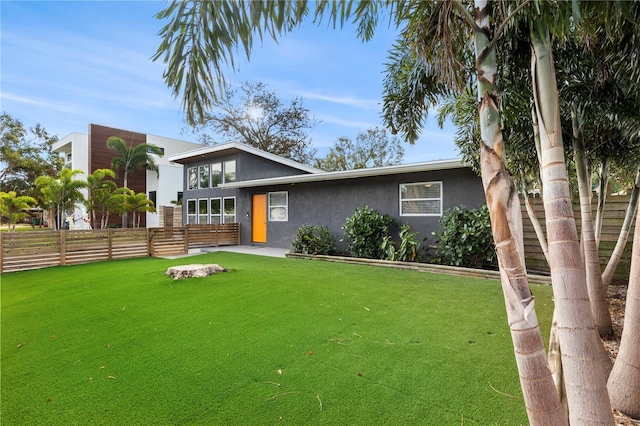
[185, 81, 318, 164]
[315, 127, 404, 171]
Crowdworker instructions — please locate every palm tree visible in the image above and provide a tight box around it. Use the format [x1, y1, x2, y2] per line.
[106, 136, 163, 227]
[0, 191, 37, 231]
[85, 168, 117, 229]
[34, 168, 87, 230]
[125, 190, 156, 228]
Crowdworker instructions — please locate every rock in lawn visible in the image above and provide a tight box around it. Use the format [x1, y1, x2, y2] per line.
[165, 264, 228, 280]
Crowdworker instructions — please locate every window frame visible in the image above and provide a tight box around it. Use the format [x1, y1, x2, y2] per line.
[399, 181, 443, 217]
[187, 167, 198, 190]
[186, 199, 197, 224]
[268, 191, 288, 222]
[224, 160, 236, 183]
[211, 162, 222, 187]
[198, 198, 209, 224]
[198, 164, 210, 189]
[222, 197, 236, 223]
[209, 198, 221, 224]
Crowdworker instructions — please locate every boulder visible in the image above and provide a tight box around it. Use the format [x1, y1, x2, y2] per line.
[165, 264, 228, 280]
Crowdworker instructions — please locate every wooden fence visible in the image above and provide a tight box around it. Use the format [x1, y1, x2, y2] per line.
[522, 195, 635, 279]
[0, 224, 240, 273]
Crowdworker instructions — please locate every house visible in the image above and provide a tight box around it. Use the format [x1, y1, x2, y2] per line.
[52, 124, 201, 227]
[169, 142, 486, 251]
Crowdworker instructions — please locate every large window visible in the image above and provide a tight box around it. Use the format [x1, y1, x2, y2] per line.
[188, 167, 197, 190]
[199, 165, 210, 188]
[210, 198, 221, 224]
[223, 197, 236, 223]
[268, 191, 288, 221]
[224, 160, 236, 183]
[210, 163, 222, 187]
[400, 182, 442, 216]
[187, 199, 197, 224]
[198, 199, 209, 224]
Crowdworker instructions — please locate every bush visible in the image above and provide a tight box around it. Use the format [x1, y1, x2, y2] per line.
[342, 206, 396, 259]
[290, 224, 337, 255]
[433, 205, 496, 268]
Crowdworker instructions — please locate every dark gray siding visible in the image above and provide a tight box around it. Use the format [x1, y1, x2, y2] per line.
[180, 151, 314, 223]
[246, 167, 485, 250]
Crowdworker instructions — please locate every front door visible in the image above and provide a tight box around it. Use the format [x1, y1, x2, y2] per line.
[252, 194, 267, 243]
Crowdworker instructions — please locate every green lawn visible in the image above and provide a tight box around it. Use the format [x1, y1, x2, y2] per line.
[1, 253, 554, 425]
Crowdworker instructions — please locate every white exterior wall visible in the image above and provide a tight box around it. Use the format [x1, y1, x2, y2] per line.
[52, 133, 91, 228]
[146, 134, 200, 227]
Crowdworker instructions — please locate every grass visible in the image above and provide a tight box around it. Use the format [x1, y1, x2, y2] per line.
[1, 253, 555, 425]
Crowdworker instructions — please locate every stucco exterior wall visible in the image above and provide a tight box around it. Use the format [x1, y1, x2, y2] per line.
[246, 167, 485, 250]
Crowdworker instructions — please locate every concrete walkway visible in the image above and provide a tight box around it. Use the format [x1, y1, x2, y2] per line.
[201, 245, 288, 258]
[162, 245, 288, 259]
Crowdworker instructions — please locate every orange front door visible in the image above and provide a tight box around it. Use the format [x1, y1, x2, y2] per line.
[252, 194, 267, 243]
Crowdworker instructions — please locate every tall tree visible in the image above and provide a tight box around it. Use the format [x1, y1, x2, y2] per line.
[186, 81, 318, 164]
[106, 136, 163, 227]
[0, 113, 63, 202]
[34, 169, 87, 230]
[315, 127, 404, 171]
[0, 191, 37, 231]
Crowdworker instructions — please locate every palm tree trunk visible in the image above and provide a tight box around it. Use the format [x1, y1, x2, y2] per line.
[601, 164, 640, 287]
[607, 205, 640, 418]
[595, 158, 609, 247]
[530, 18, 613, 425]
[572, 108, 613, 338]
[471, 2, 566, 423]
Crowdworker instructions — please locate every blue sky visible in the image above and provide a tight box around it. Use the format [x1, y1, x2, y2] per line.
[1, 1, 459, 163]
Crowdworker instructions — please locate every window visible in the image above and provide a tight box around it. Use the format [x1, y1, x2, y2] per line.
[199, 165, 210, 188]
[148, 191, 157, 206]
[188, 167, 197, 190]
[268, 191, 288, 221]
[187, 199, 197, 224]
[223, 197, 236, 223]
[177, 192, 183, 204]
[210, 198, 221, 224]
[211, 163, 222, 187]
[198, 199, 209, 224]
[400, 182, 442, 216]
[224, 160, 236, 183]
[147, 146, 165, 155]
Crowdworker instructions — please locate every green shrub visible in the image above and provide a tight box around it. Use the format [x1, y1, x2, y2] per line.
[381, 224, 424, 262]
[342, 206, 396, 259]
[433, 204, 496, 268]
[290, 224, 337, 255]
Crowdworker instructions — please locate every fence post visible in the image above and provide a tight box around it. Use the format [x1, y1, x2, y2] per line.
[108, 229, 113, 260]
[147, 228, 153, 257]
[184, 225, 190, 253]
[237, 223, 241, 245]
[60, 230, 66, 266]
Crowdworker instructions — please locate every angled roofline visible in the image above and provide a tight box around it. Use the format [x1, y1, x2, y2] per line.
[168, 141, 322, 174]
[219, 158, 466, 189]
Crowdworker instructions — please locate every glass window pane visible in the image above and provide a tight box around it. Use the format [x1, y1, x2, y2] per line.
[402, 200, 441, 215]
[198, 199, 208, 214]
[401, 182, 441, 198]
[199, 165, 210, 188]
[188, 168, 197, 190]
[187, 216, 197, 225]
[211, 163, 222, 187]
[269, 207, 287, 221]
[223, 198, 235, 223]
[210, 198, 221, 215]
[224, 160, 236, 183]
[187, 200, 196, 214]
[269, 192, 286, 206]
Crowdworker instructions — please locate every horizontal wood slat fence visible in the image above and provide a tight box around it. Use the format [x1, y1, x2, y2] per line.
[0, 224, 240, 273]
[521, 195, 635, 279]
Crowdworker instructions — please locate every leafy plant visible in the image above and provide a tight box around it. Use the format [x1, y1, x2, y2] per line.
[433, 205, 496, 268]
[290, 224, 336, 255]
[381, 224, 424, 262]
[341, 206, 396, 259]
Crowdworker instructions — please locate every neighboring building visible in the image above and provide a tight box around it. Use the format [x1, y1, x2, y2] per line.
[169, 142, 486, 251]
[52, 124, 201, 228]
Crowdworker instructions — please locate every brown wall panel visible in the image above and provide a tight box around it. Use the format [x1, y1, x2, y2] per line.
[88, 124, 148, 227]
